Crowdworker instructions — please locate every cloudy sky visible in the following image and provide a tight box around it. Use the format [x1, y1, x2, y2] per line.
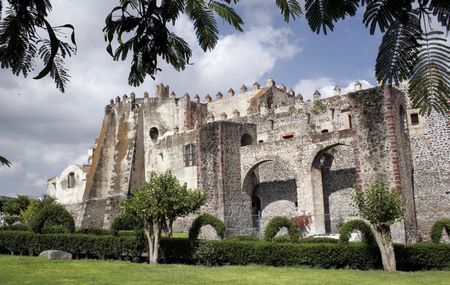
[0, 0, 385, 197]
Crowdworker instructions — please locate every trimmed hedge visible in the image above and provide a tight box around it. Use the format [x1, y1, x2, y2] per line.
[0, 224, 28, 231]
[188, 213, 225, 241]
[264, 216, 299, 242]
[30, 204, 75, 234]
[110, 212, 142, 236]
[76, 228, 111, 235]
[0, 231, 449, 270]
[430, 218, 450, 243]
[339, 220, 376, 246]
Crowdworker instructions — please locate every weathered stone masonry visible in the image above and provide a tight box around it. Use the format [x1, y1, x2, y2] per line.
[48, 79, 449, 242]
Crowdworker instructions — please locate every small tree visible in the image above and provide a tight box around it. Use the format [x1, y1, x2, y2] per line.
[354, 179, 404, 272]
[123, 171, 206, 264]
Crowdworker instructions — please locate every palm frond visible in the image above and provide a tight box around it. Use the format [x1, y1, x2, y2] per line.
[375, 14, 421, 84]
[409, 31, 450, 115]
[185, 0, 218, 51]
[0, 155, 11, 168]
[428, 0, 450, 31]
[208, 1, 243, 31]
[305, 0, 360, 34]
[363, 0, 412, 35]
[275, 0, 302, 23]
[37, 39, 71, 92]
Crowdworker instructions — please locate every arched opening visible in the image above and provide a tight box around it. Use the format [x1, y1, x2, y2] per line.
[311, 144, 357, 234]
[241, 134, 253, 146]
[149, 127, 159, 140]
[321, 129, 329, 133]
[242, 159, 297, 232]
[67, 172, 75, 188]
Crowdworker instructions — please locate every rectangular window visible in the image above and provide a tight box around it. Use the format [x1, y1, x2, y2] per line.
[183, 144, 196, 167]
[410, 113, 419, 125]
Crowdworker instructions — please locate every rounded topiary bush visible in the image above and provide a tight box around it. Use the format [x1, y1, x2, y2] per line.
[339, 219, 376, 246]
[264, 216, 299, 242]
[430, 218, 450, 243]
[30, 204, 75, 234]
[188, 213, 225, 241]
[110, 212, 142, 236]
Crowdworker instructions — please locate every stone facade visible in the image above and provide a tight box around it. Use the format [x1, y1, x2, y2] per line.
[47, 79, 449, 242]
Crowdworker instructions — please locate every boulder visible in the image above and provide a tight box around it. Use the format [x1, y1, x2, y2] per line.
[39, 250, 72, 260]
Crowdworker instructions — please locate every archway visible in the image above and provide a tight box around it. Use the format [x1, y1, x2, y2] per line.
[311, 143, 358, 234]
[241, 134, 253, 146]
[242, 159, 298, 232]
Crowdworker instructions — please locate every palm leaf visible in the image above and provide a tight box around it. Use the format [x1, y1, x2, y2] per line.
[185, 0, 218, 51]
[275, 0, 302, 22]
[208, 1, 243, 31]
[428, 0, 450, 31]
[409, 31, 450, 115]
[305, 0, 360, 34]
[363, 0, 412, 35]
[0, 155, 11, 167]
[375, 14, 421, 84]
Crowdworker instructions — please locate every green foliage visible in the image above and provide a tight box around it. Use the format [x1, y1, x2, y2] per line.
[3, 215, 17, 225]
[40, 225, 69, 234]
[0, 224, 28, 231]
[3, 195, 30, 216]
[395, 242, 450, 270]
[310, 99, 327, 115]
[110, 211, 142, 236]
[339, 220, 376, 246]
[264, 216, 299, 242]
[29, 204, 75, 234]
[354, 180, 404, 227]
[188, 213, 225, 241]
[430, 218, 450, 243]
[76, 228, 111, 236]
[0, 0, 76, 92]
[19, 200, 39, 227]
[193, 239, 380, 269]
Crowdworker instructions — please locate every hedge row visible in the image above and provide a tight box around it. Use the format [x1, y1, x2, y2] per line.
[1, 231, 450, 270]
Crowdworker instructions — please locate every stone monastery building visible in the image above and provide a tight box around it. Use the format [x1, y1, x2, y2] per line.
[47, 79, 450, 243]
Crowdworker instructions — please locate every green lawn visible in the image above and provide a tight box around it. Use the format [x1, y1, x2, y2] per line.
[0, 255, 449, 285]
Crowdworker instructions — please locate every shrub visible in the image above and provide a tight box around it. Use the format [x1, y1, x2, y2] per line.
[430, 218, 450, 243]
[188, 213, 225, 241]
[395, 242, 450, 270]
[110, 212, 142, 236]
[30, 204, 75, 234]
[297, 237, 339, 244]
[76, 227, 111, 235]
[0, 224, 28, 231]
[264, 216, 299, 242]
[339, 220, 376, 246]
[3, 215, 17, 225]
[41, 225, 69, 234]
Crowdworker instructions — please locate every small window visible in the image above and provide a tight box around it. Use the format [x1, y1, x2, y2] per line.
[410, 113, 419, 125]
[68, 172, 75, 188]
[321, 129, 329, 133]
[282, 134, 294, 139]
[306, 113, 311, 124]
[241, 134, 253, 146]
[183, 144, 196, 167]
[331, 108, 335, 120]
[258, 140, 264, 143]
[348, 114, 353, 129]
[149, 127, 159, 140]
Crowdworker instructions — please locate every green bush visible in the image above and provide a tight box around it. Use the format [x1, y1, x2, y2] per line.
[339, 220, 376, 246]
[0, 224, 29, 231]
[264, 216, 299, 242]
[193, 239, 379, 269]
[226, 233, 259, 241]
[3, 215, 17, 225]
[29, 204, 75, 234]
[188, 213, 225, 241]
[41, 225, 69, 234]
[110, 212, 142, 236]
[297, 237, 339, 244]
[430, 218, 450, 243]
[395, 242, 450, 270]
[76, 228, 111, 235]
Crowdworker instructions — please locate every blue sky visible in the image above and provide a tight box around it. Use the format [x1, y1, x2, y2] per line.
[0, 0, 388, 197]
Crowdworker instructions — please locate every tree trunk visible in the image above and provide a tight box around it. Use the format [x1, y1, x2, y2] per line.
[144, 221, 161, 265]
[168, 220, 173, 238]
[372, 224, 397, 271]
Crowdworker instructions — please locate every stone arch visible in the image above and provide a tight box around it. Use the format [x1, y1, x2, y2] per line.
[242, 158, 298, 232]
[241, 133, 253, 146]
[309, 141, 357, 234]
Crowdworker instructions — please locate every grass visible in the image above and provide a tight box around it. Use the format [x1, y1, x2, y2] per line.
[0, 255, 449, 285]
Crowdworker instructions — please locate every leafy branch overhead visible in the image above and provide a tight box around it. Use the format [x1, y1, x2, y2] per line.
[0, 1, 76, 92]
[0, 1, 449, 114]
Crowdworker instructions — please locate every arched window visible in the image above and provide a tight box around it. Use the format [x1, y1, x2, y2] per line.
[241, 134, 253, 146]
[183, 144, 196, 167]
[68, 172, 75, 188]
